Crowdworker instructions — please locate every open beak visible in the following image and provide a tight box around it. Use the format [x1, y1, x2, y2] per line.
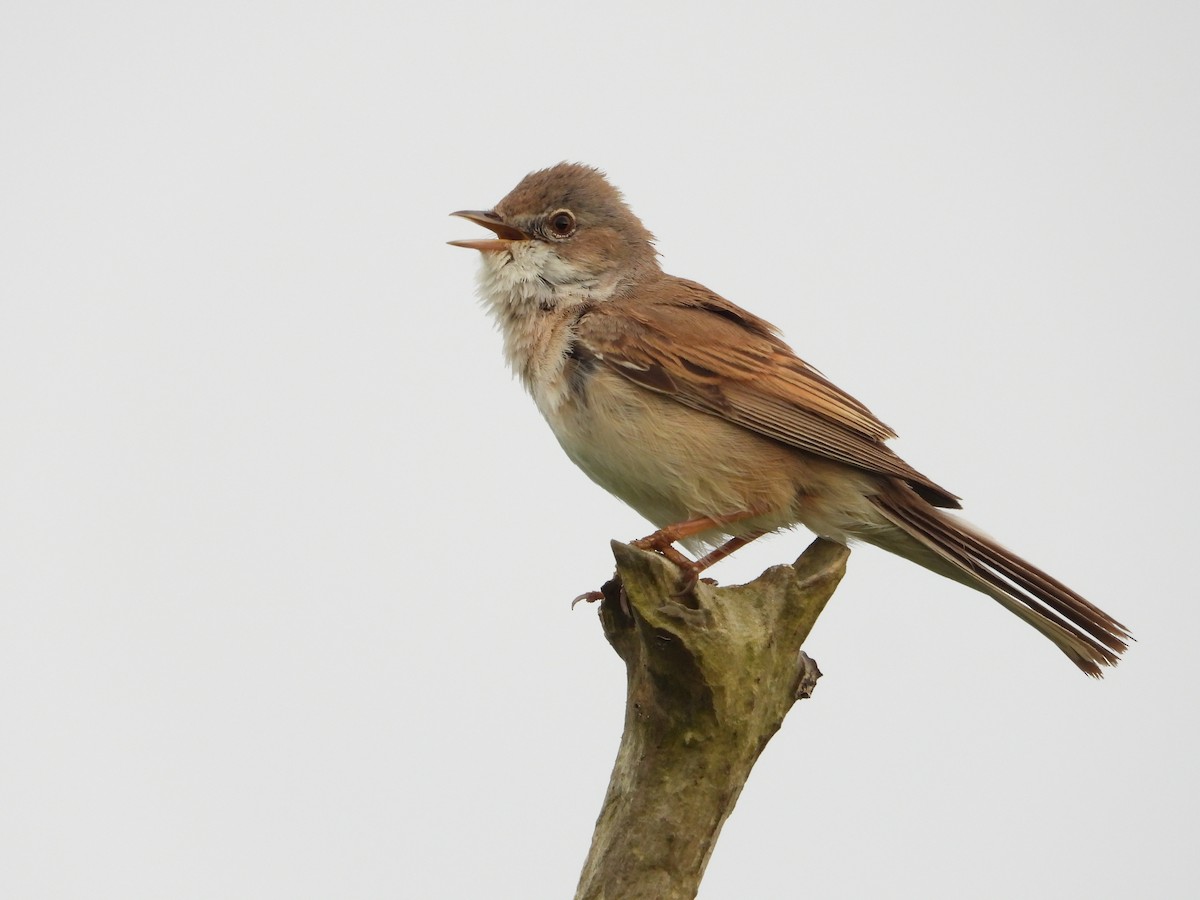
[448, 210, 529, 251]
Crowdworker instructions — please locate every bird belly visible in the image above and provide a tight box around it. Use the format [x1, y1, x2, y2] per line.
[547, 368, 880, 550]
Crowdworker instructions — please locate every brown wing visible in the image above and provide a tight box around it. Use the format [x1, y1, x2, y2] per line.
[574, 277, 961, 508]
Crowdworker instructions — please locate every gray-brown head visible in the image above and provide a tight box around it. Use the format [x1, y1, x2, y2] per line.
[450, 163, 659, 300]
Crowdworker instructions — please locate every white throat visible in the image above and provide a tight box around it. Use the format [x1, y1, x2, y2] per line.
[474, 244, 620, 416]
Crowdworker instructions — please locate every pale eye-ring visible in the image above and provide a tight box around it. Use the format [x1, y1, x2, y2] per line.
[547, 209, 576, 239]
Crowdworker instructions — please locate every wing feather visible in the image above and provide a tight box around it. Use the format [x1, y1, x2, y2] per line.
[575, 278, 961, 508]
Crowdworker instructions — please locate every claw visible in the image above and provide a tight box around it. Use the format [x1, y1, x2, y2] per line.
[573, 575, 627, 611]
[572, 590, 605, 608]
[671, 563, 702, 597]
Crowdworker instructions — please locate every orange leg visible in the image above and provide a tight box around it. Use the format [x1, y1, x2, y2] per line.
[631, 512, 767, 593]
[573, 512, 770, 608]
[631, 510, 763, 553]
[691, 531, 767, 573]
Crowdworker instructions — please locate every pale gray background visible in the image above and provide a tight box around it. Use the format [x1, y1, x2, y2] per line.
[2, 2, 1196, 897]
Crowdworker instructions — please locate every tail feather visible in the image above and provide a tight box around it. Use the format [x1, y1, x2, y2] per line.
[865, 482, 1131, 677]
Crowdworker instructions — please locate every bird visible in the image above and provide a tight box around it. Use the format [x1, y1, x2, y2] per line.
[449, 162, 1130, 676]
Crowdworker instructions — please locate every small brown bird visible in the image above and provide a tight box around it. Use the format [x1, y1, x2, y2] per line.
[451, 162, 1130, 676]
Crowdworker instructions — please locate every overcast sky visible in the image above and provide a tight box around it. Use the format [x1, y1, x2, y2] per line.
[2, 2, 1197, 898]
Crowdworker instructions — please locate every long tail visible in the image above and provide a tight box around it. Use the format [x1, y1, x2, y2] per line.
[862, 482, 1131, 677]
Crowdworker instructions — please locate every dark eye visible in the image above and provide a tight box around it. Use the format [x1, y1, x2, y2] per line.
[548, 209, 576, 238]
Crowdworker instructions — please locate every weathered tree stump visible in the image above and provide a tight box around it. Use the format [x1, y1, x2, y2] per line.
[575, 537, 849, 900]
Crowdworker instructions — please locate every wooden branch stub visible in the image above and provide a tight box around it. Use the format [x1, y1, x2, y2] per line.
[575, 538, 849, 900]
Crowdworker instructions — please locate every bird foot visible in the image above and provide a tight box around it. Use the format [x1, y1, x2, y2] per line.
[572, 575, 629, 616]
[671, 562, 703, 597]
[630, 530, 704, 597]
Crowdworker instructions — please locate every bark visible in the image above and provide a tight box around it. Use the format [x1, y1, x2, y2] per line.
[574, 537, 849, 900]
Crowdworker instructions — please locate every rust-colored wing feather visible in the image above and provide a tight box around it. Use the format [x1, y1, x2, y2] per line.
[574, 277, 961, 508]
